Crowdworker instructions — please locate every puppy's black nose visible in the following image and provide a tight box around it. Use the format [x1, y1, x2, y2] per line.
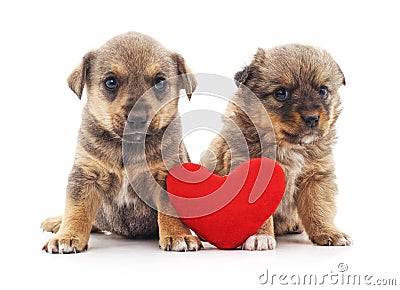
[302, 115, 319, 129]
[127, 112, 148, 129]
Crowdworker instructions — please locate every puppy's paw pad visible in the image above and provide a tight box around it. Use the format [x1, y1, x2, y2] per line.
[311, 231, 352, 246]
[43, 235, 88, 254]
[159, 235, 203, 252]
[242, 234, 276, 251]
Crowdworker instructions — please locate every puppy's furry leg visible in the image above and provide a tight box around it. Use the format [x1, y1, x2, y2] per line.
[150, 158, 203, 251]
[296, 170, 352, 246]
[242, 216, 276, 250]
[41, 215, 101, 234]
[42, 162, 106, 253]
[157, 198, 203, 251]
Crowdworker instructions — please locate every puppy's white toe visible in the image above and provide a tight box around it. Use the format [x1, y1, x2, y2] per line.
[161, 235, 203, 252]
[185, 236, 202, 251]
[336, 236, 352, 246]
[242, 234, 276, 251]
[171, 239, 188, 252]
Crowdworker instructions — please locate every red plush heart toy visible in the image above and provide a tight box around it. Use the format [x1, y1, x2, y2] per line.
[166, 158, 285, 249]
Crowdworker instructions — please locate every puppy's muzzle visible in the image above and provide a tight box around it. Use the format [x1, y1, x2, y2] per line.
[127, 112, 148, 130]
[302, 115, 319, 129]
[124, 111, 149, 143]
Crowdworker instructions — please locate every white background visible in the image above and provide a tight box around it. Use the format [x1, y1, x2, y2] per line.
[1, 0, 399, 289]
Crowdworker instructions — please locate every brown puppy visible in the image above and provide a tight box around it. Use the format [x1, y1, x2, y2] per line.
[41, 32, 202, 253]
[201, 44, 351, 250]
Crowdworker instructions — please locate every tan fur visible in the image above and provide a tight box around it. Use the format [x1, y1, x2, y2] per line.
[202, 44, 351, 249]
[42, 32, 202, 253]
[256, 216, 274, 235]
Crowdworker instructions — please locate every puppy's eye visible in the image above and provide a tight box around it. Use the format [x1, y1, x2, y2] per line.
[274, 88, 290, 101]
[153, 77, 166, 91]
[319, 86, 328, 99]
[104, 77, 119, 91]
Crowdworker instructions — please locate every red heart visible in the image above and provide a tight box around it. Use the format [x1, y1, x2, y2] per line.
[166, 158, 285, 249]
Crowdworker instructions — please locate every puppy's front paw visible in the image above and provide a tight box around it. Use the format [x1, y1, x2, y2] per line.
[159, 235, 203, 252]
[41, 216, 62, 233]
[310, 230, 352, 246]
[241, 234, 276, 251]
[43, 233, 88, 254]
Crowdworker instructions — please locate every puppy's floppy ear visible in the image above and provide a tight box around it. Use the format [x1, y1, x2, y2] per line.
[171, 53, 197, 100]
[234, 65, 252, 87]
[67, 51, 95, 99]
[234, 48, 264, 87]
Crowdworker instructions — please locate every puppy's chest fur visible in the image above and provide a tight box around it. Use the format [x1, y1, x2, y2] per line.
[115, 174, 134, 206]
[95, 168, 159, 238]
[272, 143, 309, 233]
[91, 140, 166, 238]
[84, 117, 184, 238]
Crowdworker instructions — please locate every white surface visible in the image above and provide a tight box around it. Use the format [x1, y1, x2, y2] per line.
[1, 0, 400, 289]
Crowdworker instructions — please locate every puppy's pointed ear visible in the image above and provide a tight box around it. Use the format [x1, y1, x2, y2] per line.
[67, 51, 95, 99]
[172, 53, 197, 100]
[254, 47, 266, 59]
